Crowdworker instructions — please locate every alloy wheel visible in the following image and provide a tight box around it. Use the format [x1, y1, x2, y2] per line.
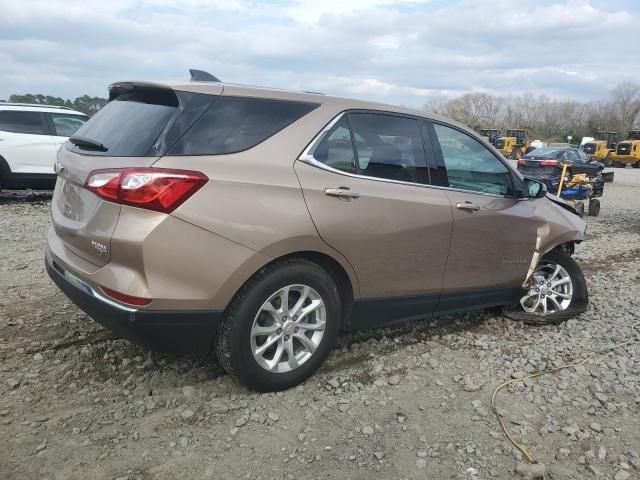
[520, 261, 574, 315]
[250, 284, 326, 373]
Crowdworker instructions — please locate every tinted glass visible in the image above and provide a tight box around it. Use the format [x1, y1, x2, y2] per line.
[169, 96, 318, 155]
[433, 123, 512, 196]
[0, 111, 46, 135]
[348, 113, 428, 183]
[50, 113, 88, 137]
[578, 150, 590, 162]
[70, 90, 178, 156]
[312, 116, 357, 173]
[524, 147, 564, 158]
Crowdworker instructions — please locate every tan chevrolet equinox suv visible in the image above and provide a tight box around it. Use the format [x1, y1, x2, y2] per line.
[46, 73, 588, 391]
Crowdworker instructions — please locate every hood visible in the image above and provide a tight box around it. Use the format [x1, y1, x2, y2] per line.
[546, 192, 579, 216]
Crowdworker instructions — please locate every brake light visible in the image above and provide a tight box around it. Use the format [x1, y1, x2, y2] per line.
[100, 286, 152, 306]
[540, 160, 559, 166]
[517, 159, 525, 166]
[85, 168, 208, 213]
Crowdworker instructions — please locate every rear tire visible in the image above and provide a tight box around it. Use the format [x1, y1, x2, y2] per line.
[575, 202, 585, 217]
[505, 249, 588, 325]
[588, 199, 600, 216]
[216, 258, 341, 392]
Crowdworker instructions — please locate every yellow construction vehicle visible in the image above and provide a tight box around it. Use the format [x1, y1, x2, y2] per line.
[495, 129, 532, 159]
[479, 128, 501, 145]
[607, 129, 640, 168]
[582, 131, 618, 164]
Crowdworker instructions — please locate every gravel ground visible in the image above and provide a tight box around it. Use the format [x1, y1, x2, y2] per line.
[1, 170, 639, 480]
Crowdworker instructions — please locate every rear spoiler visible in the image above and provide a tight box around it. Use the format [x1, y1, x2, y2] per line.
[108, 81, 175, 101]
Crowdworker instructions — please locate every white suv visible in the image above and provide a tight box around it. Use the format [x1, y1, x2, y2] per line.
[0, 103, 88, 191]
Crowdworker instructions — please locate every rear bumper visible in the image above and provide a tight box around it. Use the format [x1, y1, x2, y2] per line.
[46, 257, 221, 354]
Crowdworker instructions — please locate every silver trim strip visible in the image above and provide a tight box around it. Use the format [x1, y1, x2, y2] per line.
[52, 260, 138, 313]
[297, 113, 520, 200]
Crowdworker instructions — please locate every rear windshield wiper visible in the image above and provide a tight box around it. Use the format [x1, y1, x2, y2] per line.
[69, 136, 108, 152]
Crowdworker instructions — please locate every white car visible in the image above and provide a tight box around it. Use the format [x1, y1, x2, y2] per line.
[0, 103, 89, 191]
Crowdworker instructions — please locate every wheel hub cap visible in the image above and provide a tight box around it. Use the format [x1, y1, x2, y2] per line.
[250, 284, 327, 373]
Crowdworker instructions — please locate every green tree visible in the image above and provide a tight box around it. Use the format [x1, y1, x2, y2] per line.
[7, 93, 107, 116]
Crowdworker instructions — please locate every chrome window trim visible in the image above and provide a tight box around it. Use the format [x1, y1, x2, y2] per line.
[297, 112, 523, 200]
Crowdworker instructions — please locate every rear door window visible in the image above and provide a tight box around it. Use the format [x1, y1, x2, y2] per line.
[431, 123, 513, 196]
[312, 116, 357, 173]
[168, 97, 319, 156]
[0, 110, 47, 135]
[49, 113, 89, 137]
[348, 113, 429, 184]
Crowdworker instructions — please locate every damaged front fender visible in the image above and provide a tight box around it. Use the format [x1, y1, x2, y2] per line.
[525, 196, 587, 280]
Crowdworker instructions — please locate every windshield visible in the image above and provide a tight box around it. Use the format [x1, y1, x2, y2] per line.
[629, 131, 640, 140]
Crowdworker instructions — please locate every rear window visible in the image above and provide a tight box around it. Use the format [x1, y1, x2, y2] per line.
[168, 96, 319, 156]
[0, 110, 47, 135]
[68, 91, 318, 157]
[525, 148, 564, 158]
[68, 90, 179, 156]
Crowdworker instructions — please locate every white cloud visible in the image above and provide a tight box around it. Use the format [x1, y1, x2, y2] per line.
[0, 0, 638, 106]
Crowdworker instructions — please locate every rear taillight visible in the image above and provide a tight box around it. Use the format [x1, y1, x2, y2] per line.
[540, 160, 559, 166]
[517, 159, 525, 166]
[85, 168, 208, 213]
[100, 286, 152, 306]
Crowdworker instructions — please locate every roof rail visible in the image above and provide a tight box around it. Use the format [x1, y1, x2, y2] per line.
[189, 69, 221, 82]
[0, 102, 73, 110]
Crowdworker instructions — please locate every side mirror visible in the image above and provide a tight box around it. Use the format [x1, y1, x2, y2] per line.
[524, 177, 547, 199]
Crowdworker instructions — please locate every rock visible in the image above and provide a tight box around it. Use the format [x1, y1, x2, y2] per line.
[327, 378, 340, 389]
[0, 410, 9, 417]
[6, 378, 20, 389]
[181, 386, 195, 397]
[387, 375, 400, 386]
[614, 471, 631, 480]
[512, 371, 527, 379]
[463, 375, 484, 392]
[180, 409, 195, 420]
[589, 422, 602, 433]
[267, 412, 279, 422]
[362, 426, 374, 435]
[416, 458, 427, 469]
[373, 451, 384, 460]
[235, 417, 247, 427]
[35, 440, 47, 453]
[515, 462, 545, 478]
[230, 427, 239, 436]
[33, 353, 43, 362]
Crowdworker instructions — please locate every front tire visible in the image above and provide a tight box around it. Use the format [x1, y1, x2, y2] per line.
[216, 259, 341, 392]
[505, 249, 588, 325]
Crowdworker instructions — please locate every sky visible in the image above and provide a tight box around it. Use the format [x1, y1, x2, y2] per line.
[1, 0, 639, 108]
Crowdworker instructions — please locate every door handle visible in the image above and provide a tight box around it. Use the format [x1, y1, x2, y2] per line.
[456, 201, 480, 211]
[324, 187, 360, 200]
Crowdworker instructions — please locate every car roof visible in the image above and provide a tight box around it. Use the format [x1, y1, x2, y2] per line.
[0, 103, 87, 115]
[111, 79, 467, 129]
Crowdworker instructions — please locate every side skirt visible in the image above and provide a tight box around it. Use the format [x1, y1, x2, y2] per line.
[345, 287, 524, 332]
